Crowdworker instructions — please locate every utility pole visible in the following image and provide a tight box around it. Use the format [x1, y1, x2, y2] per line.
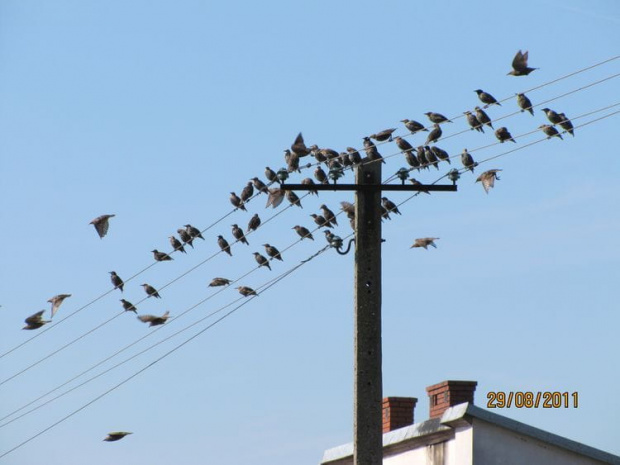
[282, 159, 456, 465]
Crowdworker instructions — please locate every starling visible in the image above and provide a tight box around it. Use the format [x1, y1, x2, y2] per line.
[320, 204, 337, 226]
[381, 205, 391, 221]
[558, 113, 575, 136]
[230, 192, 246, 211]
[424, 112, 452, 124]
[286, 190, 302, 208]
[539, 124, 563, 140]
[209, 277, 232, 287]
[516, 93, 534, 115]
[109, 271, 124, 292]
[475, 89, 501, 107]
[285, 149, 300, 173]
[346, 147, 362, 165]
[169, 236, 186, 254]
[400, 119, 428, 134]
[340, 201, 355, 218]
[323, 229, 336, 244]
[292, 225, 314, 240]
[464, 111, 484, 132]
[403, 149, 420, 170]
[461, 149, 477, 172]
[266, 188, 285, 209]
[152, 249, 173, 261]
[339, 151, 352, 168]
[311, 146, 326, 164]
[301, 178, 318, 195]
[381, 197, 401, 215]
[429, 145, 451, 164]
[310, 213, 332, 229]
[90, 214, 115, 239]
[369, 128, 396, 142]
[409, 178, 430, 194]
[232, 224, 249, 245]
[236, 286, 257, 297]
[424, 146, 440, 170]
[425, 123, 442, 146]
[416, 145, 429, 169]
[120, 299, 137, 313]
[476, 169, 502, 194]
[23, 310, 50, 330]
[495, 127, 516, 143]
[263, 243, 283, 261]
[240, 182, 254, 203]
[247, 213, 261, 232]
[314, 166, 328, 184]
[474, 107, 493, 129]
[291, 132, 311, 157]
[141, 283, 161, 299]
[508, 50, 537, 76]
[104, 432, 133, 442]
[253, 252, 271, 270]
[48, 294, 71, 318]
[185, 224, 204, 241]
[317, 147, 339, 161]
[251, 177, 269, 194]
[137, 311, 170, 327]
[394, 136, 415, 155]
[265, 166, 278, 184]
[410, 237, 439, 249]
[541, 108, 563, 125]
[217, 235, 232, 256]
[362, 137, 384, 163]
[177, 228, 194, 248]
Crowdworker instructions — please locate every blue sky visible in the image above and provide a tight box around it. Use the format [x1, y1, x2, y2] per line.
[1, 1, 619, 464]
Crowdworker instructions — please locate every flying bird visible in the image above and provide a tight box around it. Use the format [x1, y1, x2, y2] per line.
[90, 214, 115, 239]
[177, 228, 194, 248]
[475, 89, 501, 107]
[109, 271, 124, 292]
[138, 311, 170, 327]
[293, 225, 314, 240]
[23, 310, 50, 330]
[539, 124, 563, 140]
[236, 286, 257, 297]
[217, 235, 232, 256]
[401, 119, 428, 134]
[151, 249, 173, 261]
[291, 132, 311, 157]
[495, 127, 516, 143]
[410, 237, 439, 249]
[508, 50, 537, 76]
[263, 243, 283, 261]
[266, 188, 285, 209]
[185, 224, 204, 241]
[141, 283, 161, 299]
[247, 214, 261, 232]
[424, 112, 452, 124]
[209, 277, 232, 287]
[476, 169, 502, 193]
[253, 252, 271, 270]
[48, 294, 71, 318]
[232, 224, 249, 245]
[104, 432, 133, 442]
[120, 299, 137, 313]
[516, 93, 534, 115]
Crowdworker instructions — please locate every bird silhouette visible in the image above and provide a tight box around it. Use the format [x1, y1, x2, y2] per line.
[320, 204, 337, 226]
[247, 214, 261, 233]
[120, 299, 137, 313]
[104, 432, 132, 442]
[495, 127, 516, 143]
[177, 228, 194, 248]
[558, 113, 575, 136]
[254, 252, 271, 270]
[541, 108, 563, 125]
[425, 124, 442, 145]
[185, 224, 204, 241]
[424, 112, 452, 124]
[251, 177, 269, 194]
[464, 111, 484, 132]
[291, 132, 311, 157]
[90, 214, 115, 239]
[369, 128, 396, 142]
[48, 294, 71, 318]
[23, 310, 50, 330]
[209, 277, 232, 287]
[240, 182, 254, 203]
[266, 188, 285, 209]
[217, 235, 232, 256]
[236, 286, 257, 297]
[508, 50, 537, 76]
[401, 119, 428, 134]
[476, 169, 502, 193]
[381, 197, 401, 215]
[461, 149, 477, 172]
[151, 249, 173, 261]
[474, 107, 493, 129]
[265, 166, 278, 184]
[232, 224, 249, 245]
[539, 124, 563, 140]
[293, 225, 314, 240]
[169, 236, 186, 254]
[410, 237, 439, 249]
[138, 311, 170, 327]
[230, 192, 246, 211]
[516, 93, 534, 115]
[286, 190, 303, 208]
[475, 89, 501, 107]
[141, 283, 161, 298]
[109, 271, 124, 292]
[263, 243, 283, 261]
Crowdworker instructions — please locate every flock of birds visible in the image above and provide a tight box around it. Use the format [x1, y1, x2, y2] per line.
[18, 50, 579, 443]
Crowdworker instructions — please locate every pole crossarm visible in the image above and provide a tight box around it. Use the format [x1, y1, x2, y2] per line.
[280, 183, 457, 192]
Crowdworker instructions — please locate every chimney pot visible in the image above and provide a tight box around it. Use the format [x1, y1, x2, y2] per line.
[426, 380, 477, 419]
[382, 397, 417, 433]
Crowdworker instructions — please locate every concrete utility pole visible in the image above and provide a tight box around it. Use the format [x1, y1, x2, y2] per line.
[283, 160, 456, 465]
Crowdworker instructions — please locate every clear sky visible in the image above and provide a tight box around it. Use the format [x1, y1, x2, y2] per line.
[1, 1, 619, 464]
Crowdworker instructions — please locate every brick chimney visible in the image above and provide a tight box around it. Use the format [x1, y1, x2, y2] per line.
[426, 380, 477, 419]
[382, 397, 418, 433]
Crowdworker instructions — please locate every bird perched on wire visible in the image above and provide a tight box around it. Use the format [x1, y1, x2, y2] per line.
[265, 166, 278, 184]
[253, 252, 271, 270]
[104, 432, 132, 442]
[476, 169, 502, 194]
[310, 213, 332, 229]
[141, 283, 161, 299]
[177, 228, 194, 248]
[109, 271, 124, 292]
[217, 235, 232, 256]
[23, 310, 50, 330]
[169, 235, 186, 254]
[475, 89, 501, 107]
[410, 237, 439, 249]
[558, 113, 575, 136]
[320, 204, 337, 227]
[424, 146, 440, 170]
[236, 286, 258, 297]
[263, 243, 283, 261]
[516, 93, 534, 115]
[416, 146, 429, 169]
[293, 225, 314, 240]
[120, 299, 138, 313]
[541, 108, 563, 125]
[474, 107, 493, 130]
[346, 147, 362, 165]
[266, 188, 285, 209]
[394, 136, 415, 155]
[401, 119, 428, 134]
[464, 110, 484, 132]
[425, 123, 442, 145]
[48, 294, 71, 318]
[369, 128, 396, 142]
[508, 50, 537, 76]
[424, 112, 452, 124]
[285, 149, 300, 173]
[138, 311, 170, 327]
[247, 213, 261, 232]
[301, 178, 319, 195]
[152, 249, 173, 261]
[90, 214, 115, 239]
[230, 192, 246, 211]
[315, 166, 328, 184]
[340, 201, 355, 219]
[539, 124, 563, 140]
[185, 224, 204, 241]
[209, 277, 232, 287]
[495, 127, 516, 143]
[291, 132, 311, 157]
[362, 137, 384, 164]
[461, 149, 477, 172]
[240, 182, 254, 203]
[429, 145, 451, 165]
[286, 190, 302, 208]
[232, 224, 249, 245]
[381, 197, 401, 215]
[251, 177, 269, 194]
